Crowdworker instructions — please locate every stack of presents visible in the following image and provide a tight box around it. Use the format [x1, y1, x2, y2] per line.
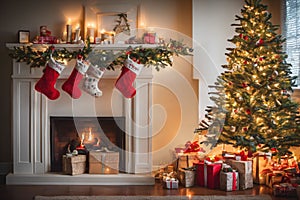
[62, 149, 119, 175]
[155, 141, 300, 198]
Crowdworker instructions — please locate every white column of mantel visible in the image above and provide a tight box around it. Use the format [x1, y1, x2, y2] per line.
[132, 67, 153, 174]
[12, 61, 45, 174]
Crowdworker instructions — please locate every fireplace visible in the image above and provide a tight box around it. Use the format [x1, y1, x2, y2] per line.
[50, 116, 126, 172]
[7, 53, 154, 185]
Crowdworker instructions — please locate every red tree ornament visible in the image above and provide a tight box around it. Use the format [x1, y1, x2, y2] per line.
[246, 109, 251, 115]
[242, 82, 248, 88]
[256, 38, 264, 46]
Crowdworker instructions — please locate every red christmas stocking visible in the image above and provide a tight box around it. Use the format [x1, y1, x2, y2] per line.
[83, 64, 105, 97]
[115, 56, 143, 98]
[62, 59, 89, 99]
[35, 57, 65, 100]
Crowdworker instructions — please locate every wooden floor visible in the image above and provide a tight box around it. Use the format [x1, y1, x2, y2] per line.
[0, 181, 297, 200]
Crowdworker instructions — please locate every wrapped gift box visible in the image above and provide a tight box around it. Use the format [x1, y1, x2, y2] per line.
[36, 36, 57, 44]
[273, 183, 297, 197]
[258, 168, 273, 185]
[62, 155, 86, 175]
[143, 32, 156, 44]
[195, 161, 222, 189]
[289, 176, 300, 184]
[178, 168, 195, 188]
[176, 153, 199, 169]
[239, 173, 254, 190]
[228, 160, 253, 190]
[163, 178, 179, 189]
[253, 152, 271, 184]
[220, 171, 239, 191]
[266, 171, 284, 188]
[89, 151, 119, 174]
[227, 160, 252, 173]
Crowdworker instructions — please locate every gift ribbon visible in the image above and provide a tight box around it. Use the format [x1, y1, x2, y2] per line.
[167, 180, 177, 189]
[232, 172, 237, 191]
[101, 154, 106, 173]
[204, 164, 207, 187]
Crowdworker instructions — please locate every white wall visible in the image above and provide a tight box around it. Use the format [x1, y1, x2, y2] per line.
[193, 0, 244, 120]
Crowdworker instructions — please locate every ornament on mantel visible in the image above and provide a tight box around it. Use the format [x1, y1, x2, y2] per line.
[113, 13, 131, 35]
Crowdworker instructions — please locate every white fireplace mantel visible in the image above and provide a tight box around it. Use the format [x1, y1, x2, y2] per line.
[6, 43, 155, 185]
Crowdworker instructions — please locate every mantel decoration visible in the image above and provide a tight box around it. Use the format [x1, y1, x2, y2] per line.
[113, 13, 131, 35]
[8, 39, 193, 100]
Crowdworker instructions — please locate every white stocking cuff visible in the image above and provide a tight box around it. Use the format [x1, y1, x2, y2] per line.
[87, 64, 105, 79]
[48, 57, 65, 74]
[76, 59, 90, 75]
[125, 56, 143, 75]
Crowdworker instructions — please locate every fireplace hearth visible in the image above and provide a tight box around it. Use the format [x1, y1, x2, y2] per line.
[50, 116, 126, 173]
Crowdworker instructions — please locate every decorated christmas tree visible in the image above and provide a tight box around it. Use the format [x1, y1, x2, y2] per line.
[196, 0, 300, 157]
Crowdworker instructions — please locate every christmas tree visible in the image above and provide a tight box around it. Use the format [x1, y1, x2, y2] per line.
[196, 0, 300, 157]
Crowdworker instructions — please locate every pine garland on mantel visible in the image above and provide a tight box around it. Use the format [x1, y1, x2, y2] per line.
[8, 39, 193, 71]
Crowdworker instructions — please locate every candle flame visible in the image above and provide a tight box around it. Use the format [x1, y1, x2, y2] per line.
[88, 128, 93, 141]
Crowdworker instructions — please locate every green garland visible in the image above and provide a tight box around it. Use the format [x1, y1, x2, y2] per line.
[9, 39, 193, 71]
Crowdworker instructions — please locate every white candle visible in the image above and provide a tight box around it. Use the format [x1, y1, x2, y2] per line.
[87, 27, 95, 43]
[66, 24, 72, 43]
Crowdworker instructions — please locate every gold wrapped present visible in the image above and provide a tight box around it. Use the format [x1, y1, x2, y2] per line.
[62, 155, 86, 175]
[178, 168, 195, 187]
[228, 160, 252, 174]
[252, 152, 271, 184]
[89, 151, 119, 174]
[176, 153, 200, 169]
[266, 171, 284, 188]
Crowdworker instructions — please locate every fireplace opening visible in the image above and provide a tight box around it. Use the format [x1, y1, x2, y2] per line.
[50, 116, 126, 173]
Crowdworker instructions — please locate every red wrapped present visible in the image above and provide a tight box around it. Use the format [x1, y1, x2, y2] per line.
[195, 161, 222, 189]
[36, 36, 57, 44]
[143, 32, 156, 44]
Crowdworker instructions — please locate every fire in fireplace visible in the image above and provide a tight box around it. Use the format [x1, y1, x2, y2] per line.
[50, 116, 126, 173]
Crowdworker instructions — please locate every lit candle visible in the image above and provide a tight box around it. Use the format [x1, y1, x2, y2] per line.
[87, 24, 95, 43]
[74, 24, 81, 43]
